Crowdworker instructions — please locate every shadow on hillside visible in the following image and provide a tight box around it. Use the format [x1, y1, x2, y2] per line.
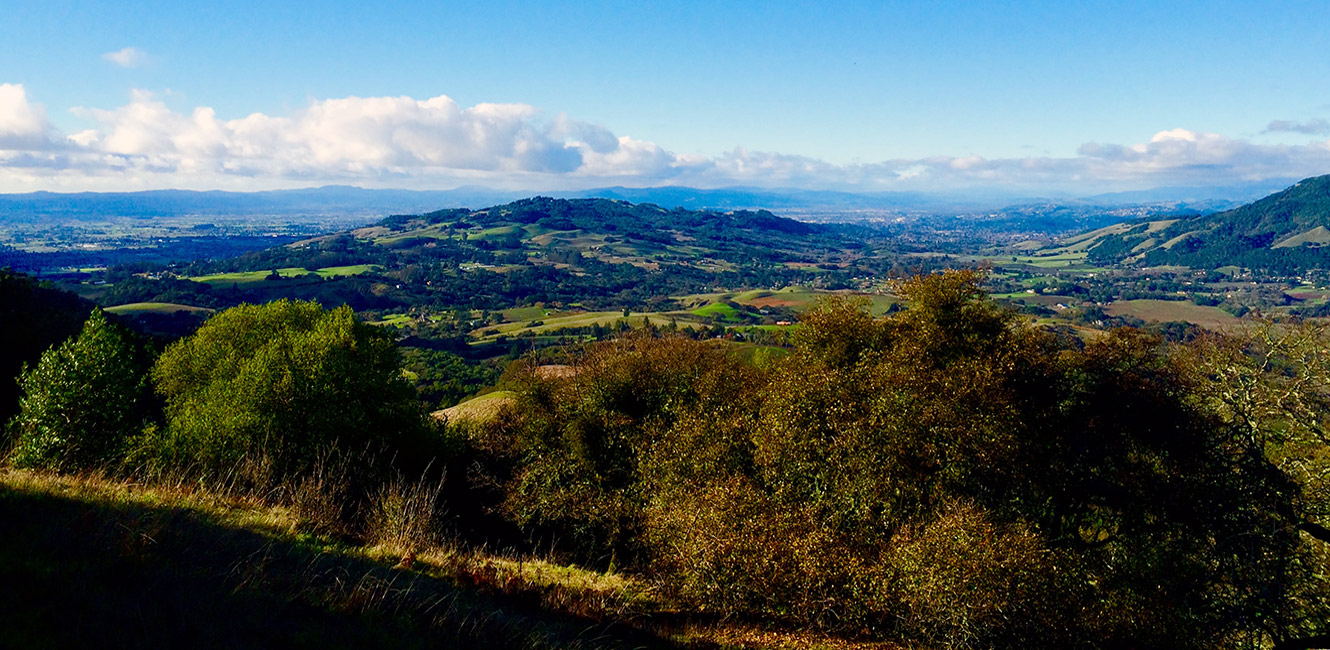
[0, 484, 706, 650]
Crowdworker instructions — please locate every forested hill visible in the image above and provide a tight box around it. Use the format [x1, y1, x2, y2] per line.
[1080, 174, 1330, 272]
[107, 196, 899, 316]
[379, 196, 824, 251]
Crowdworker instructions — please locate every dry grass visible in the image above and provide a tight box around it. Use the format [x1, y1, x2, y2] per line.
[364, 471, 447, 553]
[0, 467, 912, 650]
[0, 466, 299, 533]
[433, 390, 518, 425]
[1104, 299, 1244, 330]
[0, 467, 664, 649]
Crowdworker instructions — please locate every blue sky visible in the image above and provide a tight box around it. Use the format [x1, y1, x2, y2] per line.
[2, 0, 1329, 194]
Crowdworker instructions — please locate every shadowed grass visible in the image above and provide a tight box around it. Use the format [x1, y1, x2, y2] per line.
[0, 469, 695, 650]
[0, 469, 897, 649]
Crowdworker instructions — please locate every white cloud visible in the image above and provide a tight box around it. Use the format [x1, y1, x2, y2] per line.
[0, 83, 56, 149]
[3, 87, 1330, 193]
[56, 92, 669, 182]
[102, 47, 148, 68]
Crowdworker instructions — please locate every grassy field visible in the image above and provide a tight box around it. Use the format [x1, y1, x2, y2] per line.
[105, 302, 214, 315]
[990, 293, 1070, 306]
[374, 224, 533, 247]
[372, 225, 454, 246]
[728, 343, 792, 366]
[733, 287, 824, 308]
[472, 311, 687, 340]
[185, 264, 380, 286]
[470, 225, 525, 240]
[1286, 283, 1330, 301]
[368, 313, 413, 327]
[1012, 220, 1175, 259]
[501, 306, 551, 321]
[998, 252, 1100, 269]
[1104, 299, 1244, 330]
[470, 287, 894, 343]
[676, 286, 892, 314]
[692, 302, 743, 321]
[432, 390, 517, 425]
[856, 293, 899, 316]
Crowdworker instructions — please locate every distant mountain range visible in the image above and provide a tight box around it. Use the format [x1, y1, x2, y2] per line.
[0, 180, 1298, 225]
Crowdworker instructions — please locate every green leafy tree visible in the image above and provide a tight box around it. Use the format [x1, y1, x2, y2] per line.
[8, 308, 153, 471]
[0, 270, 93, 431]
[147, 299, 429, 483]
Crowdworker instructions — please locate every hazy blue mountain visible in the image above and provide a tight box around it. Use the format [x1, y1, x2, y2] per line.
[1, 181, 1293, 227]
[0, 187, 527, 224]
[1082, 178, 1298, 209]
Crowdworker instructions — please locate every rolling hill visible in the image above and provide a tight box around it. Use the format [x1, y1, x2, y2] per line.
[1064, 174, 1330, 273]
[86, 197, 901, 327]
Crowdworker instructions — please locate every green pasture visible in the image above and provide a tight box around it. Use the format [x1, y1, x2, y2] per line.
[369, 313, 413, 327]
[473, 310, 693, 340]
[691, 302, 742, 321]
[434, 390, 518, 425]
[104, 302, 213, 315]
[185, 264, 379, 286]
[501, 306, 552, 321]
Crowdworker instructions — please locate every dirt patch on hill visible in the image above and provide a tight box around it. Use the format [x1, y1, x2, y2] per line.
[748, 297, 801, 308]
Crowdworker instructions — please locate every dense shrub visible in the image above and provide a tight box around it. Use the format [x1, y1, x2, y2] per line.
[7, 309, 154, 471]
[481, 270, 1328, 648]
[141, 300, 440, 497]
[481, 333, 758, 566]
[882, 502, 1061, 648]
[0, 270, 95, 429]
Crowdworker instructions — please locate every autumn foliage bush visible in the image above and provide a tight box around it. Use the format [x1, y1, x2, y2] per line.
[478, 270, 1330, 648]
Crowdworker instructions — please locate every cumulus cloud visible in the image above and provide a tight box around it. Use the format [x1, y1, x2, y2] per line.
[0, 83, 59, 150]
[1265, 118, 1330, 136]
[43, 91, 680, 185]
[3, 86, 1330, 193]
[1072, 128, 1330, 185]
[102, 47, 148, 68]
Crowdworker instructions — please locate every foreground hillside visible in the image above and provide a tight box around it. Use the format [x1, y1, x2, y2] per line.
[7, 271, 1330, 649]
[0, 469, 825, 650]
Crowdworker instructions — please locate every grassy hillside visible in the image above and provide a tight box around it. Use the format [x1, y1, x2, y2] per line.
[1056, 174, 1330, 272]
[104, 302, 214, 315]
[0, 469, 875, 650]
[101, 197, 900, 323]
[369, 197, 866, 275]
[185, 264, 381, 286]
